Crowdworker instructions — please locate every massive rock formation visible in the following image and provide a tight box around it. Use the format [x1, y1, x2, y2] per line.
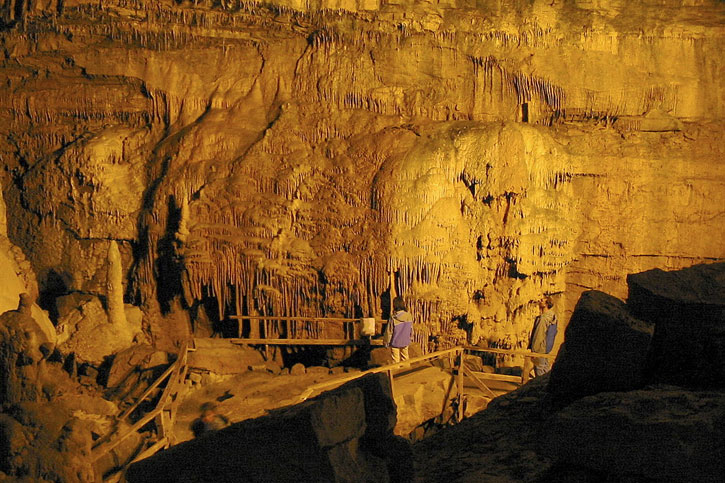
[415, 262, 725, 482]
[1, 1, 724, 359]
[628, 261, 725, 388]
[547, 289, 654, 406]
[543, 388, 725, 482]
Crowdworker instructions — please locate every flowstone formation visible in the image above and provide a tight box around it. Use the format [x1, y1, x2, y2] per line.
[1, 0, 724, 355]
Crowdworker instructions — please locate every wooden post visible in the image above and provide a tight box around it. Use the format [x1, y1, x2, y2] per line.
[522, 355, 532, 384]
[456, 349, 464, 422]
[463, 366, 497, 399]
[235, 286, 243, 338]
[387, 369, 395, 401]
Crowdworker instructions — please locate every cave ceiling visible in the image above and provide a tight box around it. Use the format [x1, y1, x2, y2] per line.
[1, 0, 724, 349]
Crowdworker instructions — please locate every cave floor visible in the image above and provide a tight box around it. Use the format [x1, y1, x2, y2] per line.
[171, 369, 349, 443]
[413, 375, 552, 482]
[167, 362, 538, 481]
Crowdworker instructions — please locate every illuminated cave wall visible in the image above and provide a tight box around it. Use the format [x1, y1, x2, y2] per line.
[1, 0, 724, 351]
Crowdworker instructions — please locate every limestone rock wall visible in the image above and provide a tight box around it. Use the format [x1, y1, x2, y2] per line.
[1, 0, 723, 350]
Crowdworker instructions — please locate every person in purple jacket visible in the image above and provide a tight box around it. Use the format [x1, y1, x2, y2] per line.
[384, 296, 414, 364]
[528, 295, 558, 376]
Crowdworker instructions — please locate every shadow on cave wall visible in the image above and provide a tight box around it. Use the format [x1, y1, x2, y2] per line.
[156, 195, 184, 314]
[38, 269, 69, 321]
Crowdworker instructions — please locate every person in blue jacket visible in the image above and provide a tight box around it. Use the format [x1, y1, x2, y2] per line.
[384, 296, 414, 363]
[528, 295, 558, 376]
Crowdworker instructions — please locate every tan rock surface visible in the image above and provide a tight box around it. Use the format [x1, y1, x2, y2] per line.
[0, 1, 722, 353]
[0, 4, 724, 479]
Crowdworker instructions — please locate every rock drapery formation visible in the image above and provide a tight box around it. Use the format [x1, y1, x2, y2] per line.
[1, 0, 724, 353]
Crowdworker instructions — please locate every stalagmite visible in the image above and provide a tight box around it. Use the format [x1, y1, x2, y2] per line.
[107, 240, 128, 326]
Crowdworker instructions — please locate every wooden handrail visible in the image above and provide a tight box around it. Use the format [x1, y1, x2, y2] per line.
[92, 406, 164, 462]
[117, 362, 177, 421]
[298, 347, 462, 401]
[468, 371, 523, 384]
[228, 338, 384, 346]
[229, 315, 385, 339]
[229, 315, 379, 322]
[93, 342, 189, 465]
[464, 346, 557, 360]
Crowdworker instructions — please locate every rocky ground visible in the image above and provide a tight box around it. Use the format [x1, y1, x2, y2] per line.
[415, 376, 725, 483]
[172, 367, 357, 443]
[414, 375, 554, 482]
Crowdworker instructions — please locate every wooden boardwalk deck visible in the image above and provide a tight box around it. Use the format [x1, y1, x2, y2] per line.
[101, 316, 557, 480]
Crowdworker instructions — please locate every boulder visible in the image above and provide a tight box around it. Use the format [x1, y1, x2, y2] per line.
[369, 347, 392, 366]
[187, 339, 266, 375]
[627, 262, 725, 388]
[290, 362, 306, 375]
[464, 394, 489, 418]
[0, 240, 52, 346]
[547, 290, 654, 406]
[0, 299, 48, 404]
[56, 296, 142, 365]
[393, 366, 453, 437]
[462, 354, 485, 373]
[542, 388, 725, 482]
[55, 292, 95, 321]
[307, 365, 331, 375]
[105, 344, 169, 389]
[0, 403, 99, 482]
[341, 371, 397, 440]
[126, 373, 407, 483]
[369, 342, 423, 367]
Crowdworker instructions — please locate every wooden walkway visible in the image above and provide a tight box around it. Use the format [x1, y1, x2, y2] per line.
[91, 342, 190, 482]
[229, 315, 380, 340]
[100, 316, 557, 478]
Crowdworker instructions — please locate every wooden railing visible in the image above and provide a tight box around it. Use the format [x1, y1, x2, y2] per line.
[228, 315, 388, 347]
[295, 345, 558, 425]
[297, 347, 468, 422]
[91, 341, 190, 480]
[463, 346, 557, 385]
[229, 315, 385, 344]
[99, 337, 556, 476]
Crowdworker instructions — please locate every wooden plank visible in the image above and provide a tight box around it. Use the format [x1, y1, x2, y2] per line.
[129, 437, 169, 464]
[298, 347, 463, 402]
[230, 315, 366, 322]
[117, 362, 176, 421]
[97, 343, 188, 464]
[469, 371, 523, 383]
[464, 346, 556, 360]
[159, 343, 187, 397]
[229, 338, 384, 346]
[463, 366, 497, 398]
[92, 406, 164, 461]
[155, 410, 170, 440]
[522, 356, 532, 384]
[456, 349, 464, 421]
[387, 369, 395, 401]
[441, 371, 457, 421]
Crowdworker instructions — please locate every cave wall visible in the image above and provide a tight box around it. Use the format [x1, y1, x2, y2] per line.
[1, 0, 723, 351]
